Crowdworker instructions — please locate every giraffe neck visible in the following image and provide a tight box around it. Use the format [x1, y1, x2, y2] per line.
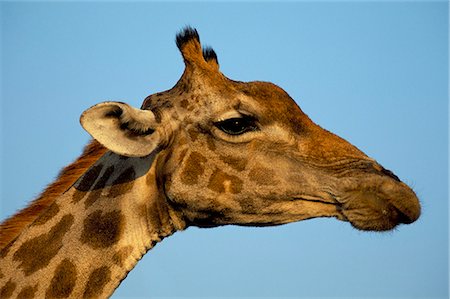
[0, 151, 185, 298]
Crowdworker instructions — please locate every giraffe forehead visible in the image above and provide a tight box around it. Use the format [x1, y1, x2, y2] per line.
[143, 78, 309, 138]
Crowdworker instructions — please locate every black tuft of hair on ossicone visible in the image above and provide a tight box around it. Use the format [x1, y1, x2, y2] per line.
[176, 26, 200, 50]
[202, 46, 219, 65]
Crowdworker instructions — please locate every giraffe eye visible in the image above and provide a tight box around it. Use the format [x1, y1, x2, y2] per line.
[214, 117, 258, 136]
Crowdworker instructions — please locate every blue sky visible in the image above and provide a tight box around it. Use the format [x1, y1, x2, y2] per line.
[1, 2, 448, 298]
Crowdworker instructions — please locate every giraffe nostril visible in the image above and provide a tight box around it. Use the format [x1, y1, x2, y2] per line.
[392, 205, 417, 224]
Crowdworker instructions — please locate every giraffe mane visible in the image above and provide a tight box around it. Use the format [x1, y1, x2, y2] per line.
[0, 140, 107, 249]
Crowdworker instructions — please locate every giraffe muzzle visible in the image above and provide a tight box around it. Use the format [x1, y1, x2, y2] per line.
[336, 171, 421, 231]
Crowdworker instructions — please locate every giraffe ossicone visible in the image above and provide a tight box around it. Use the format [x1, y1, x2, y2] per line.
[0, 27, 420, 298]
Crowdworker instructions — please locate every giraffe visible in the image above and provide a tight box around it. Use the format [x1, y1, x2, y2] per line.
[0, 27, 420, 298]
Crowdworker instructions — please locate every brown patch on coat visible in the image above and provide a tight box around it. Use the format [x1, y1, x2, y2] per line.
[13, 214, 74, 276]
[17, 285, 38, 299]
[112, 245, 134, 267]
[72, 164, 104, 203]
[85, 165, 115, 208]
[206, 136, 216, 151]
[83, 266, 111, 298]
[219, 155, 248, 172]
[71, 190, 86, 204]
[0, 279, 16, 299]
[75, 164, 104, 192]
[180, 99, 189, 109]
[0, 141, 106, 249]
[187, 128, 199, 141]
[107, 167, 136, 198]
[32, 202, 59, 226]
[45, 259, 77, 298]
[249, 167, 276, 186]
[208, 168, 243, 194]
[180, 151, 207, 185]
[81, 210, 123, 249]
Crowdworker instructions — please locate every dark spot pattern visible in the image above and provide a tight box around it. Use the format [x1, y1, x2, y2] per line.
[249, 167, 276, 185]
[113, 166, 136, 185]
[85, 166, 115, 208]
[72, 164, 104, 203]
[180, 151, 207, 185]
[0, 279, 16, 299]
[112, 246, 134, 267]
[107, 167, 136, 198]
[45, 259, 77, 298]
[74, 164, 103, 193]
[32, 203, 59, 226]
[180, 99, 189, 109]
[219, 155, 248, 172]
[83, 266, 111, 298]
[13, 215, 74, 276]
[187, 128, 199, 141]
[206, 136, 216, 151]
[208, 168, 243, 194]
[17, 285, 38, 299]
[72, 190, 86, 205]
[81, 210, 123, 249]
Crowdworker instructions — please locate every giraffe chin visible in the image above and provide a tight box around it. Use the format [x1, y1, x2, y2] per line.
[337, 180, 421, 232]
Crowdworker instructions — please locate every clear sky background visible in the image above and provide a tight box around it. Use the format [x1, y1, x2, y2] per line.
[1, 1, 448, 298]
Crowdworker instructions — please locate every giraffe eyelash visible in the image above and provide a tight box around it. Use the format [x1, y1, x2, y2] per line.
[214, 116, 259, 136]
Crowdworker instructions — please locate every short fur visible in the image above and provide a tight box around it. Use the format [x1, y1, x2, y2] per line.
[0, 141, 107, 249]
[0, 28, 420, 298]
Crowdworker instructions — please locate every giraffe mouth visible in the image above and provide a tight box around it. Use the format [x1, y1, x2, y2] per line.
[335, 186, 420, 231]
[292, 181, 420, 232]
[292, 194, 348, 222]
[293, 195, 341, 207]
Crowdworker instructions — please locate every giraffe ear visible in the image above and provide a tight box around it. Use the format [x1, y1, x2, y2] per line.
[80, 101, 161, 157]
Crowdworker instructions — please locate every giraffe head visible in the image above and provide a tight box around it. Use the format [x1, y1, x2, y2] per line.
[81, 27, 420, 231]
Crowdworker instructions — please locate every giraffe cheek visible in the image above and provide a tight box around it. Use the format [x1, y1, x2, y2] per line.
[248, 167, 278, 186]
[207, 168, 243, 194]
[179, 151, 207, 186]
